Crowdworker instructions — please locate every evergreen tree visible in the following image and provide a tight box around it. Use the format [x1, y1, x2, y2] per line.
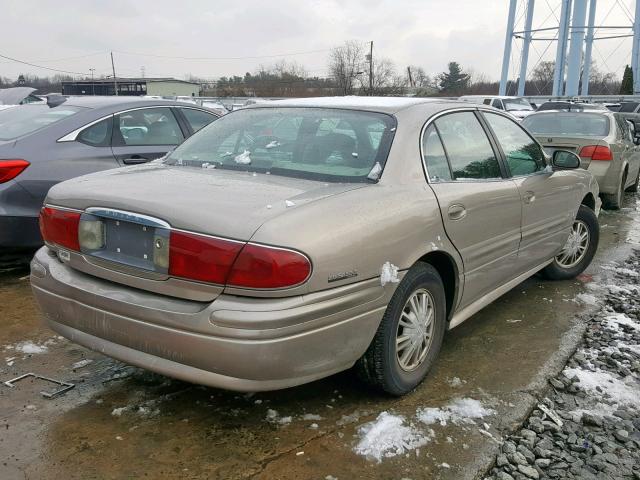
[438, 62, 470, 94]
[620, 65, 633, 95]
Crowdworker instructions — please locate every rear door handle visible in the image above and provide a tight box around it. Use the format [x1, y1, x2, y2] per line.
[524, 191, 536, 204]
[122, 155, 149, 165]
[448, 204, 467, 220]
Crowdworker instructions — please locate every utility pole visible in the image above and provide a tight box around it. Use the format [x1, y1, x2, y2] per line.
[407, 66, 414, 88]
[110, 51, 118, 96]
[517, 0, 535, 96]
[581, 0, 597, 95]
[369, 41, 373, 96]
[89, 68, 95, 95]
[499, 0, 517, 95]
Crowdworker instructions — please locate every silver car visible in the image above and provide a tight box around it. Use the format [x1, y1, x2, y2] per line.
[522, 110, 640, 209]
[30, 98, 600, 395]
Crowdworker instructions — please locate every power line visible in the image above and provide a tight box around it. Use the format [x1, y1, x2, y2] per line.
[0, 51, 89, 75]
[113, 47, 338, 61]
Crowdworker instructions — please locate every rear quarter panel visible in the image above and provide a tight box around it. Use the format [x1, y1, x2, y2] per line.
[228, 183, 463, 300]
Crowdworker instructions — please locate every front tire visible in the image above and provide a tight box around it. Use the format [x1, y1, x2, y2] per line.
[541, 205, 599, 280]
[356, 262, 446, 396]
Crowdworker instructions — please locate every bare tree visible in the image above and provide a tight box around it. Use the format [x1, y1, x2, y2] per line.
[328, 41, 365, 95]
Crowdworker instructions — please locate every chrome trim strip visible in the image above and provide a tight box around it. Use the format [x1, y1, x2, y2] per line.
[171, 228, 245, 245]
[57, 105, 214, 143]
[57, 114, 114, 142]
[43, 204, 83, 213]
[85, 207, 171, 229]
[418, 106, 521, 184]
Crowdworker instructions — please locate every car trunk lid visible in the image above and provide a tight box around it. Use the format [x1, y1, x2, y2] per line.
[534, 135, 606, 169]
[45, 164, 365, 300]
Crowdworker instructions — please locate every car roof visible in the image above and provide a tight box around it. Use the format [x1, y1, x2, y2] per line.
[62, 96, 202, 110]
[248, 96, 464, 114]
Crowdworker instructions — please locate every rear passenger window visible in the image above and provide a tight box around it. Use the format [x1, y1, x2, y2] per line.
[434, 112, 502, 180]
[181, 108, 216, 133]
[484, 112, 545, 176]
[115, 108, 184, 146]
[422, 125, 452, 182]
[491, 99, 504, 110]
[78, 118, 112, 146]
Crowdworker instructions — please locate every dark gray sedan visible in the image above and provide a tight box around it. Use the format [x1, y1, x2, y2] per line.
[0, 97, 218, 250]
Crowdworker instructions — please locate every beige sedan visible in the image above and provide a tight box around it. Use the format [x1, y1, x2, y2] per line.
[30, 97, 600, 396]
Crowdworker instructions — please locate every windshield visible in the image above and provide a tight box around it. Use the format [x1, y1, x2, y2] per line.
[165, 107, 397, 182]
[522, 113, 610, 136]
[504, 98, 533, 111]
[0, 104, 83, 140]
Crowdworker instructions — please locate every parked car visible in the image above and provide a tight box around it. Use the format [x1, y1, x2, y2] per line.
[536, 101, 607, 112]
[522, 110, 640, 209]
[0, 87, 45, 107]
[30, 97, 599, 396]
[0, 97, 218, 251]
[459, 95, 535, 120]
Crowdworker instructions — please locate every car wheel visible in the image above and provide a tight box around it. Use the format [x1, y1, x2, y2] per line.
[626, 169, 640, 193]
[541, 205, 599, 280]
[356, 262, 446, 396]
[603, 172, 626, 209]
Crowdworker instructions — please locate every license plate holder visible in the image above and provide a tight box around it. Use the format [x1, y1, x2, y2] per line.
[79, 209, 170, 273]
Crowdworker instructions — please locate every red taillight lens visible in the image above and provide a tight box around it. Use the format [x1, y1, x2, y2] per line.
[579, 145, 613, 161]
[168, 231, 244, 284]
[39, 207, 81, 251]
[227, 243, 311, 289]
[0, 159, 30, 183]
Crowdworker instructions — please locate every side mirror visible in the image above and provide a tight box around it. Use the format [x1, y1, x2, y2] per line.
[552, 150, 581, 169]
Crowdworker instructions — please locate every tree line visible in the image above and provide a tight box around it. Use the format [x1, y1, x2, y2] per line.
[1, 42, 624, 97]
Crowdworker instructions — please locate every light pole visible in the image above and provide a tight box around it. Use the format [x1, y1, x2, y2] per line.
[89, 68, 95, 95]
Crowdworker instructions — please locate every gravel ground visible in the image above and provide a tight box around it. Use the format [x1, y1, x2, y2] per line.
[486, 253, 640, 480]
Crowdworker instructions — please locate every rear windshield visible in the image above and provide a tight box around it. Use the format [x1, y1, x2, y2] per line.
[503, 98, 533, 111]
[522, 113, 610, 137]
[0, 105, 83, 140]
[165, 107, 397, 183]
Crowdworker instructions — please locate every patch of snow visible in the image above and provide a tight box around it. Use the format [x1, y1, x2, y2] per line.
[301, 413, 323, 421]
[604, 312, 639, 332]
[602, 265, 639, 277]
[380, 261, 400, 286]
[111, 407, 128, 417]
[265, 409, 292, 425]
[71, 359, 93, 369]
[417, 398, 495, 427]
[234, 150, 252, 164]
[367, 162, 383, 181]
[354, 412, 430, 462]
[265, 140, 281, 149]
[285, 200, 295, 207]
[447, 377, 464, 388]
[575, 293, 598, 306]
[564, 367, 638, 409]
[13, 341, 48, 354]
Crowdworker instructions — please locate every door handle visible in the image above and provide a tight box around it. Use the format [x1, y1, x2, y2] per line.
[524, 191, 536, 204]
[122, 155, 149, 165]
[448, 204, 467, 220]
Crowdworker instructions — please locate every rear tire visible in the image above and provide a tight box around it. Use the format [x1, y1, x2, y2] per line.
[603, 171, 626, 209]
[356, 262, 446, 396]
[541, 205, 599, 280]
[626, 168, 640, 193]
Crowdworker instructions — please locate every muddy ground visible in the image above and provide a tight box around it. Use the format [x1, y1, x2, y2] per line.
[1, 197, 639, 480]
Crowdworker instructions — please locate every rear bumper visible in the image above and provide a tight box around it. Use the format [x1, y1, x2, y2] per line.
[0, 215, 41, 249]
[30, 247, 394, 391]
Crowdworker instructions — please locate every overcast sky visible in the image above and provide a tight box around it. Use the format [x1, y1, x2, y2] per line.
[0, 0, 635, 82]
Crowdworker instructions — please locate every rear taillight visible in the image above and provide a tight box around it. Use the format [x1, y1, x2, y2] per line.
[39, 207, 81, 251]
[0, 159, 30, 183]
[227, 243, 311, 289]
[168, 231, 244, 284]
[579, 145, 613, 161]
